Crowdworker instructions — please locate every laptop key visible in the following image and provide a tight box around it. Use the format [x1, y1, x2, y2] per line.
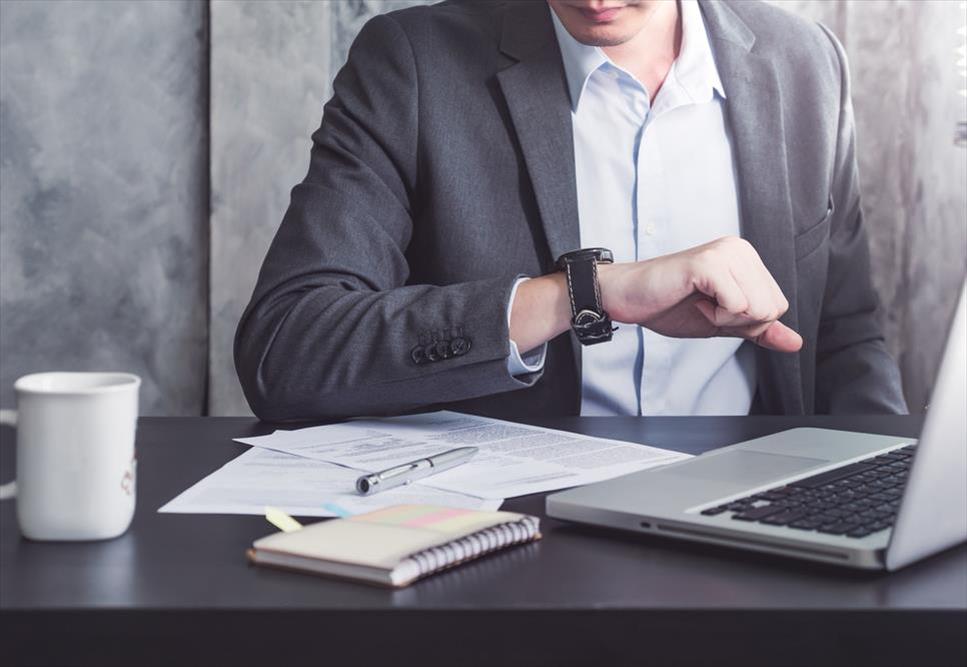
[790, 462, 877, 489]
[847, 525, 875, 538]
[804, 503, 833, 513]
[726, 501, 752, 510]
[732, 505, 784, 521]
[759, 510, 808, 526]
[700, 506, 727, 516]
[818, 522, 859, 535]
[788, 519, 822, 531]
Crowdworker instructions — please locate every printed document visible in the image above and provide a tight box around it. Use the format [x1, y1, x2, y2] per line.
[158, 446, 502, 517]
[236, 411, 691, 499]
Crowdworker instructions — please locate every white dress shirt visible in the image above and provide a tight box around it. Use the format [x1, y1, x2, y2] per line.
[508, 0, 756, 416]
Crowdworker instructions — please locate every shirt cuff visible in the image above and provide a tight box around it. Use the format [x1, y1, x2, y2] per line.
[506, 277, 548, 377]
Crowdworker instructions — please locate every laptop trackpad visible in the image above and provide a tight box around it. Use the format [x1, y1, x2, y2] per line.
[668, 450, 829, 486]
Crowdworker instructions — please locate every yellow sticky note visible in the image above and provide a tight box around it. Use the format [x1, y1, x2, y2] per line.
[265, 506, 303, 533]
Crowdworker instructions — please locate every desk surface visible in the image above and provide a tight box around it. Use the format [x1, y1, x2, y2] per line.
[2, 416, 965, 667]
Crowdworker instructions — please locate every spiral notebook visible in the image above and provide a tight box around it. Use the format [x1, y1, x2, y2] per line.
[247, 504, 542, 588]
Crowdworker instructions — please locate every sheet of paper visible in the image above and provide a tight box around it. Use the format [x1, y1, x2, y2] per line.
[158, 446, 503, 517]
[235, 411, 692, 499]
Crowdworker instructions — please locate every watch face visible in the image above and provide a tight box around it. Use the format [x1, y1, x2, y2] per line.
[557, 247, 614, 267]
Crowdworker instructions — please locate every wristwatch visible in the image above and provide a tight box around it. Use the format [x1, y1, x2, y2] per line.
[555, 248, 616, 345]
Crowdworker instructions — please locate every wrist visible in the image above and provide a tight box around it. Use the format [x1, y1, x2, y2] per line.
[508, 273, 571, 354]
[597, 262, 626, 319]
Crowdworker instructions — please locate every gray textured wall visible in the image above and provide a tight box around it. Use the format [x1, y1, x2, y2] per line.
[1, 1, 964, 416]
[0, 0, 208, 415]
[208, 0, 332, 416]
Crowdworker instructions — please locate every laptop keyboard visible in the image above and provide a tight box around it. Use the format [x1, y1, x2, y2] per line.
[699, 444, 916, 539]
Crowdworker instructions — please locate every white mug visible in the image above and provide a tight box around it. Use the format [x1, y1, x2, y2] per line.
[0, 372, 140, 540]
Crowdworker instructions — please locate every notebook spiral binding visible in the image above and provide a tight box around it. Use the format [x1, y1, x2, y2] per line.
[396, 516, 542, 582]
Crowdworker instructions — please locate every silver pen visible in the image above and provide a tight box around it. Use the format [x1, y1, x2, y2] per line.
[355, 446, 478, 495]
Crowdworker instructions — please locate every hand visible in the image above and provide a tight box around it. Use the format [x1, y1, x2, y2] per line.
[599, 237, 803, 352]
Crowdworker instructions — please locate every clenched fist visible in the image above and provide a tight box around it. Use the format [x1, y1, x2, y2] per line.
[599, 236, 803, 352]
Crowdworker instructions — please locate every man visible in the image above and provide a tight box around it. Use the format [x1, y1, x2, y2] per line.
[235, 0, 906, 422]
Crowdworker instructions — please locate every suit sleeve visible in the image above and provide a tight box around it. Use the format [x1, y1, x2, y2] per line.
[813, 25, 907, 414]
[234, 14, 542, 422]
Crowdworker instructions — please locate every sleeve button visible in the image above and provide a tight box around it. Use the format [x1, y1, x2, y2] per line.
[411, 345, 427, 365]
[450, 337, 471, 356]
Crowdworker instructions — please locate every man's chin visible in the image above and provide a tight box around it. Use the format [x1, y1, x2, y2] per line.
[568, 26, 636, 47]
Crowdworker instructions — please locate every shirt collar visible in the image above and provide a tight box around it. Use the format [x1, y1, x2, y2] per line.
[549, 0, 726, 111]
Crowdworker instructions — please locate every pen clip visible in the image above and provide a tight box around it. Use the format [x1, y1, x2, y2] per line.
[377, 461, 423, 480]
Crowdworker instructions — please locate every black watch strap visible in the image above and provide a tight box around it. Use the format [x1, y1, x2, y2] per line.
[555, 248, 616, 345]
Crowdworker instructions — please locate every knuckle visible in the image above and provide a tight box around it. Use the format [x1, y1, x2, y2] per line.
[751, 307, 771, 322]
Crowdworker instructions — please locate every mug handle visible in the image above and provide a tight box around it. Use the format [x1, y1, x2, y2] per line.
[0, 409, 17, 500]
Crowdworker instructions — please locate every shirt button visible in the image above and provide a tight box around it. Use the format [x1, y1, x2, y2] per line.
[644, 224, 656, 235]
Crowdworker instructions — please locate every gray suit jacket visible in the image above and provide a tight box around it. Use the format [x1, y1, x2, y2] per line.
[235, 0, 907, 421]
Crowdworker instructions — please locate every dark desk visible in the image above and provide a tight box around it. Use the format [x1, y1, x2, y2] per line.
[1, 416, 965, 667]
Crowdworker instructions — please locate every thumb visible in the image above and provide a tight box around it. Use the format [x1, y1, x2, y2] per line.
[754, 321, 803, 353]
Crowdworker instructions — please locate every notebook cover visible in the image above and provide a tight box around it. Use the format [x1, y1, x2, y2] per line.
[251, 504, 526, 570]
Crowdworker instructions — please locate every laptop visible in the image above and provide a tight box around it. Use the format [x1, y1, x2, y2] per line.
[546, 283, 967, 570]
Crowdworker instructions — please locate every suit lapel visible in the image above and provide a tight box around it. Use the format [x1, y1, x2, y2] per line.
[496, 2, 581, 263]
[701, 1, 804, 415]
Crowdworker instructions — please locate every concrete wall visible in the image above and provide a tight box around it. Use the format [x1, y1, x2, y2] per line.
[208, 0, 331, 416]
[0, 1, 208, 415]
[1, 0, 964, 416]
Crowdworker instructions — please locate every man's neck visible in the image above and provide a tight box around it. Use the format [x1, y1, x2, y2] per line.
[603, 0, 682, 103]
